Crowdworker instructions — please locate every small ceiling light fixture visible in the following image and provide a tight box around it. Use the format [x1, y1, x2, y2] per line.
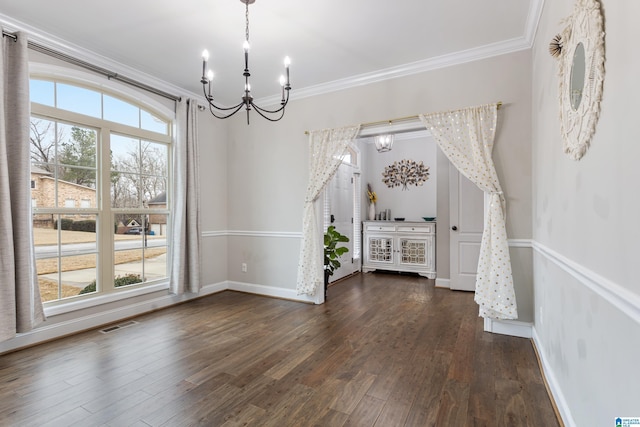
[373, 134, 394, 153]
[200, 0, 291, 124]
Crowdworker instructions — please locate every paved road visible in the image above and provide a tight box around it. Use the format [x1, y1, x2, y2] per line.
[35, 238, 166, 259]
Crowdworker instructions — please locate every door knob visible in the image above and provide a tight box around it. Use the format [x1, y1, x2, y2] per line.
[451, 225, 458, 231]
[330, 214, 335, 223]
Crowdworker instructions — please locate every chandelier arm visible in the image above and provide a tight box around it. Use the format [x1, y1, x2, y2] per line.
[207, 102, 246, 120]
[250, 88, 290, 115]
[251, 102, 286, 115]
[250, 101, 286, 122]
[201, 85, 247, 111]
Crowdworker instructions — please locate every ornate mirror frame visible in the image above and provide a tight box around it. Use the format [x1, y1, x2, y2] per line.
[556, 0, 605, 160]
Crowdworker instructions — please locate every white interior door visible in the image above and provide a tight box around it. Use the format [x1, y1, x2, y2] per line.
[449, 165, 484, 291]
[326, 162, 356, 282]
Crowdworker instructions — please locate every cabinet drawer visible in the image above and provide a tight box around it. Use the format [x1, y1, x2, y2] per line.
[366, 224, 396, 232]
[397, 224, 433, 233]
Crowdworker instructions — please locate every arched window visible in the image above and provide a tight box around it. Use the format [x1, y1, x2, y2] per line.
[29, 68, 173, 306]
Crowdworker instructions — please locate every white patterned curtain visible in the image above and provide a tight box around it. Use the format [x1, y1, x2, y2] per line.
[0, 30, 46, 342]
[170, 98, 201, 294]
[420, 104, 517, 319]
[296, 126, 360, 296]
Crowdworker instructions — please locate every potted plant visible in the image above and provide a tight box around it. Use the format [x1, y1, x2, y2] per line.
[324, 225, 350, 298]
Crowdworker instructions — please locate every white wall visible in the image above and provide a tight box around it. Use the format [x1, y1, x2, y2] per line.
[361, 134, 437, 221]
[532, 1, 640, 425]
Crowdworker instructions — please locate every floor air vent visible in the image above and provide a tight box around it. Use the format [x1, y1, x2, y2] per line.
[99, 320, 139, 334]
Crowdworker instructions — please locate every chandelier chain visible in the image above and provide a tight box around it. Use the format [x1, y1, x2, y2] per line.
[245, 1, 250, 43]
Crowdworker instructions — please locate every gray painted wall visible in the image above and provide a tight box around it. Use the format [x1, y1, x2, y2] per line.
[532, 0, 640, 424]
[221, 49, 533, 318]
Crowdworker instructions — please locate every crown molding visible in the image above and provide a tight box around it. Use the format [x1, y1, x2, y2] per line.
[258, 35, 532, 106]
[2, 0, 545, 108]
[0, 13, 201, 102]
[258, 0, 545, 106]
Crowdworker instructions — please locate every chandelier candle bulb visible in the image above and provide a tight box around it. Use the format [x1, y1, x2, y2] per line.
[201, 50, 210, 82]
[207, 70, 214, 98]
[284, 56, 290, 85]
[280, 75, 286, 102]
[243, 40, 250, 70]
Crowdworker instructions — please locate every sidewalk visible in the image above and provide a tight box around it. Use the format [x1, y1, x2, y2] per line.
[41, 253, 167, 288]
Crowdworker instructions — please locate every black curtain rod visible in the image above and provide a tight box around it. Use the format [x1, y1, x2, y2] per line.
[3, 30, 182, 103]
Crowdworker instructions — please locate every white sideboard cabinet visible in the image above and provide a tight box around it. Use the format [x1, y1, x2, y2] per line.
[362, 221, 436, 279]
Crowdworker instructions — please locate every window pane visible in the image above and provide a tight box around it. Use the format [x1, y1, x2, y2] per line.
[56, 83, 101, 118]
[147, 213, 168, 237]
[30, 79, 55, 106]
[114, 247, 144, 283]
[141, 109, 169, 135]
[114, 241, 167, 286]
[61, 255, 97, 296]
[34, 214, 98, 302]
[29, 118, 58, 168]
[57, 123, 97, 169]
[111, 134, 140, 174]
[111, 172, 143, 208]
[104, 95, 140, 128]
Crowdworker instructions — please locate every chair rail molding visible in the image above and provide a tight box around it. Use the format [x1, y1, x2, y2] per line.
[532, 240, 640, 326]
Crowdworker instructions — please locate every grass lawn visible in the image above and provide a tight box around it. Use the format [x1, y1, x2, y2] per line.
[34, 228, 167, 302]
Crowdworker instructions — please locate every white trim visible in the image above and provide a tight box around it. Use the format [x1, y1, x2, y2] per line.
[0, 13, 198, 101]
[508, 238, 533, 248]
[202, 230, 228, 238]
[0, 279, 319, 354]
[533, 241, 640, 326]
[483, 318, 533, 338]
[227, 281, 315, 304]
[0, 281, 227, 355]
[44, 282, 170, 317]
[2, 0, 544, 108]
[259, 36, 532, 106]
[29, 63, 176, 120]
[524, 0, 546, 47]
[202, 230, 303, 239]
[435, 278, 450, 289]
[257, 0, 545, 105]
[532, 327, 577, 427]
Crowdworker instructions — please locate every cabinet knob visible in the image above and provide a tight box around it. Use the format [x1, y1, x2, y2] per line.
[451, 225, 458, 231]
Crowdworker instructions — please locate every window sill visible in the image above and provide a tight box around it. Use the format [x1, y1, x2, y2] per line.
[43, 282, 170, 317]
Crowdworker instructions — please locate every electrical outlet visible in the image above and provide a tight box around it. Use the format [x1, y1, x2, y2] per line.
[241, 263, 247, 273]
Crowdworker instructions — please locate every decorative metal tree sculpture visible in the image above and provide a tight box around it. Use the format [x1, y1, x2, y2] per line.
[382, 159, 430, 191]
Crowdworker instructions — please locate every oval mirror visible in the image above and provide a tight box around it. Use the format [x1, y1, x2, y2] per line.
[569, 42, 586, 110]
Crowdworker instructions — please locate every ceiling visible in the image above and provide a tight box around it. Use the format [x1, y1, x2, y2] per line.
[0, 0, 540, 105]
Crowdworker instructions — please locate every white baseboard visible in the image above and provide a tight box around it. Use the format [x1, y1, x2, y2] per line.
[532, 327, 576, 427]
[227, 281, 315, 304]
[435, 278, 450, 288]
[483, 318, 533, 338]
[0, 280, 313, 355]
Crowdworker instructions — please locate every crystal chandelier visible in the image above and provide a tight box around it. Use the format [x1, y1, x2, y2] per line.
[200, 0, 291, 124]
[374, 134, 394, 152]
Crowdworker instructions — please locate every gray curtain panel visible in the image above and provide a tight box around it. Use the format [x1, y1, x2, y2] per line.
[0, 30, 46, 342]
[170, 98, 201, 294]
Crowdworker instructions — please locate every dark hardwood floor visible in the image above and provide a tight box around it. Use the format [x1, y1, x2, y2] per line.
[0, 273, 560, 426]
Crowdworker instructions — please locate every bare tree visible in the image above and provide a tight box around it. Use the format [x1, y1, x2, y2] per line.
[29, 118, 65, 171]
[112, 141, 167, 208]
